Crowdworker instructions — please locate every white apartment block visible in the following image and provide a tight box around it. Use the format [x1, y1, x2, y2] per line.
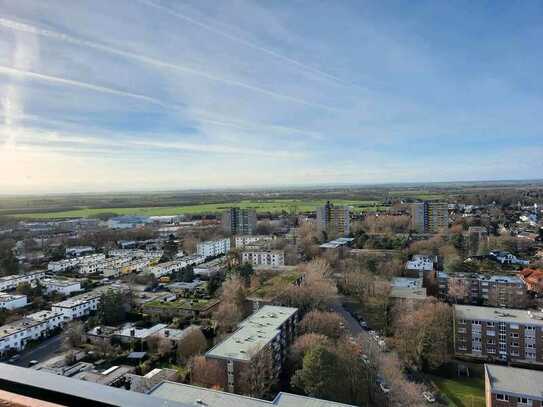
[406, 255, 436, 272]
[197, 239, 231, 258]
[52, 292, 101, 321]
[234, 235, 273, 248]
[65, 246, 94, 257]
[42, 278, 82, 296]
[48, 258, 80, 273]
[241, 250, 285, 267]
[0, 311, 63, 356]
[0, 293, 27, 310]
[48, 254, 106, 274]
[0, 271, 46, 292]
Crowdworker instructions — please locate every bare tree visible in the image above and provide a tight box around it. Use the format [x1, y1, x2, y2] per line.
[177, 327, 207, 364]
[62, 321, 84, 350]
[299, 310, 345, 340]
[239, 346, 277, 398]
[190, 355, 225, 390]
[214, 276, 247, 333]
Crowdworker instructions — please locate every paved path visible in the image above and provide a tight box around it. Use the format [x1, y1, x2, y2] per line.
[13, 334, 62, 367]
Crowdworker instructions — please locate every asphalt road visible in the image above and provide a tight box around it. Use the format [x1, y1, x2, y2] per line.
[12, 334, 63, 367]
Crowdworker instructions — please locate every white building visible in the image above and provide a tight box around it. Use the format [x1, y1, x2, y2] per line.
[489, 251, 529, 265]
[78, 254, 107, 275]
[48, 258, 80, 273]
[197, 238, 230, 258]
[42, 278, 82, 296]
[234, 235, 273, 248]
[406, 255, 436, 272]
[241, 250, 285, 267]
[0, 271, 46, 292]
[52, 292, 102, 321]
[0, 293, 27, 310]
[0, 310, 64, 356]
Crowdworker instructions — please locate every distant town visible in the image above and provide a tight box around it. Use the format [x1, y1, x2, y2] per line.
[0, 185, 542, 406]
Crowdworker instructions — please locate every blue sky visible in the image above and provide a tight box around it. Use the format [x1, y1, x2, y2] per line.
[0, 0, 542, 193]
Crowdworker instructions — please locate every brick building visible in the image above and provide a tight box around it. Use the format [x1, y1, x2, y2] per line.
[484, 364, 543, 407]
[454, 305, 543, 366]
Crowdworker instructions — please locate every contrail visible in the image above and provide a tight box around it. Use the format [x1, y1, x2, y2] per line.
[0, 17, 341, 112]
[0, 64, 168, 107]
[0, 68, 323, 140]
[136, 0, 366, 91]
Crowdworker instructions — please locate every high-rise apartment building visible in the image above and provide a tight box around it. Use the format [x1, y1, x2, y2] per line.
[222, 208, 257, 235]
[410, 201, 449, 233]
[316, 201, 350, 237]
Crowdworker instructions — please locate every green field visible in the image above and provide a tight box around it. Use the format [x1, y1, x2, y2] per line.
[430, 375, 485, 407]
[12, 199, 384, 219]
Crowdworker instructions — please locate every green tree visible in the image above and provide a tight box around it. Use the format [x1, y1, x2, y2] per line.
[292, 345, 340, 400]
[97, 290, 126, 325]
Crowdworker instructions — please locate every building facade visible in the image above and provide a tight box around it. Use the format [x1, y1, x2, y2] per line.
[197, 239, 231, 258]
[438, 272, 528, 309]
[454, 305, 543, 366]
[241, 250, 285, 267]
[0, 293, 27, 310]
[0, 271, 45, 292]
[52, 292, 102, 321]
[222, 208, 257, 235]
[234, 235, 273, 248]
[410, 201, 449, 233]
[316, 201, 350, 237]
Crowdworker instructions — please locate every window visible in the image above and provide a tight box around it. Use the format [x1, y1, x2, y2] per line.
[511, 333, 519, 338]
[486, 321, 495, 327]
[496, 394, 509, 401]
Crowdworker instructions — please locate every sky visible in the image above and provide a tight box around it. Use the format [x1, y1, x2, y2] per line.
[0, 0, 542, 194]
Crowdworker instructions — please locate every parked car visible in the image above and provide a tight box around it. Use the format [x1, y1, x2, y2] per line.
[28, 360, 39, 367]
[423, 392, 436, 403]
[359, 320, 368, 330]
[7, 355, 20, 364]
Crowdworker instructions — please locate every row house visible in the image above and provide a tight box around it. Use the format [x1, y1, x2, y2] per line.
[48, 254, 105, 274]
[0, 310, 64, 356]
[51, 292, 102, 321]
[454, 305, 543, 367]
[203, 305, 298, 394]
[0, 271, 46, 292]
[241, 250, 285, 267]
[438, 272, 528, 309]
[148, 255, 205, 278]
[0, 293, 27, 310]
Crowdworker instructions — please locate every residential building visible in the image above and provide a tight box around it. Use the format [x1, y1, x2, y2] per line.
[204, 305, 298, 393]
[316, 201, 350, 237]
[241, 250, 285, 267]
[197, 238, 231, 258]
[42, 278, 82, 296]
[0, 293, 27, 310]
[48, 254, 106, 274]
[51, 291, 102, 321]
[148, 255, 205, 278]
[489, 251, 529, 266]
[410, 201, 449, 233]
[438, 272, 528, 308]
[406, 254, 436, 272]
[0, 271, 45, 291]
[234, 235, 273, 248]
[0, 311, 63, 356]
[222, 208, 257, 235]
[454, 305, 543, 365]
[484, 364, 543, 407]
[193, 256, 225, 277]
[520, 268, 543, 294]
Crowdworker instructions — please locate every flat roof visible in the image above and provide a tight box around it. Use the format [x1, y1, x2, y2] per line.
[485, 364, 543, 400]
[437, 272, 523, 284]
[116, 323, 167, 339]
[0, 363, 187, 406]
[390, 287, 428, 300]
[52, 292, 101, 308]
[149, 382, 356, 407]
[454, 305, 543, 326]
[206, 305, 297, 361]
[392, 277, 423, 288]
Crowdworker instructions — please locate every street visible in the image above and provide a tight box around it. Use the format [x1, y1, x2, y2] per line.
[12, 334, 63, 367]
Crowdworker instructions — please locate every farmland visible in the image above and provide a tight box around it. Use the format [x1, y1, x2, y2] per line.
[9, 199, 384, 219]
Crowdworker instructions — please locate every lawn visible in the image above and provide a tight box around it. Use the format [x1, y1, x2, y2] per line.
[11, 199, 384, 219]
[430, 374, 485, 407]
